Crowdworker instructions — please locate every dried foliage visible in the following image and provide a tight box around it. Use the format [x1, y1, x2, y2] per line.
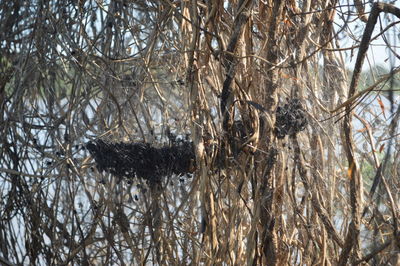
[86, 139, 195, 184]
[1, 1, 400, 265]
[274, 98, 308, 139]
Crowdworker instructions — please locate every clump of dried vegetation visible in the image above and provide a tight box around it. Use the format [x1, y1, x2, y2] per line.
[86, 138, 195, 184]
[1, 1, 400, 265]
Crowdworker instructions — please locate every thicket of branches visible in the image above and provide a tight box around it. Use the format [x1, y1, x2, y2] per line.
[1, 1, 399, 265]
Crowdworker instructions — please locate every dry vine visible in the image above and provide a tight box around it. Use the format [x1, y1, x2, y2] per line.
[0, 1, 399, 265]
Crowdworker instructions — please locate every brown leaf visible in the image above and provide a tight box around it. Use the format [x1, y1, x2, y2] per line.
[377, 97, 386, 119]
[347, 162, 355, 179]
[379, 143, 385, 153]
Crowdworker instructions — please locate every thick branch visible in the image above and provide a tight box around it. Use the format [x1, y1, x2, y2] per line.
[340, 2, 400, 265]
[220, 0, 254, 130]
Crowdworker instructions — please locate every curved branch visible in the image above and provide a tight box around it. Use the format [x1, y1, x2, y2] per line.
[339, 3, 400, 265]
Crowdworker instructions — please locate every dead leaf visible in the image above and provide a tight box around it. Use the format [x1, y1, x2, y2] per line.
[377, 97, 386, 119]
[347, 162, 355, 179]
[379, 143, 385, 153]
[357, 127, 367, 133]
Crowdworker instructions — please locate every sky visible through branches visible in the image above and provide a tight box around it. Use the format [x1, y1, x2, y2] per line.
[0, 1, 399, 265]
